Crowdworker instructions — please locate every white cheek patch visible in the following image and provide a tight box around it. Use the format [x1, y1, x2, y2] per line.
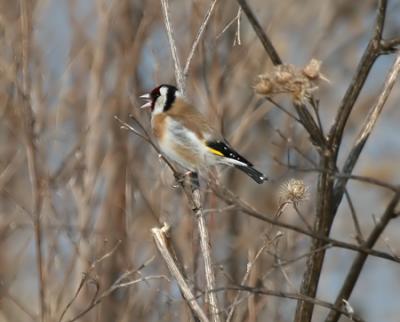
[160, 86, 168, 96]
[153, 95, 166, 115]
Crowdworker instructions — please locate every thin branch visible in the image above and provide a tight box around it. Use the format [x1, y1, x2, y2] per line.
[233, 7, 242, 46]
[226, 238, 273, 322]
[236, 0, 282, 65]
[381, 36, 400, 51]
[19, 1, 46, 321]
[58, 241, 123, 322]
[160, 0, 185, 93]
[329, 0, 388, 153]
[183, 0, 218, 77]
[266, 98, 300, 122]
[293, 102, 327, 148]
[343, 189, 364, 244]
[325, 191, 400, 322]
[191, 185, 222, 322]
[273, 161, 400, 193]
[210, 182, 400, 263]
[333, 51, 400, 207]
[210, 286, 364, 322]
[66, 274, 168, 322]
[216, 7, 241, 41]
[151, 224, 209, 322]
[293, 203, 313, 232]
[114, 115, 179, 176]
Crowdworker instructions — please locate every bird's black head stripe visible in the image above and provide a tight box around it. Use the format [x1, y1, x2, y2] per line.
[163, 84, 177, 112]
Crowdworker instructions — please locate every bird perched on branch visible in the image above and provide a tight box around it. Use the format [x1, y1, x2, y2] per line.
[140, 84, 267, 184]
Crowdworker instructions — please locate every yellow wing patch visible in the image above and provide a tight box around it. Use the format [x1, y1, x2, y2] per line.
[207, 146, 224, 156]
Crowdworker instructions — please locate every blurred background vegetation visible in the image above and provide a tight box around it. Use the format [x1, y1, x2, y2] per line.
[0, 0, 399, 321]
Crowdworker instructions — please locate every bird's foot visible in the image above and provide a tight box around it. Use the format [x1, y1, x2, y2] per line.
[173, 171, 193, 188]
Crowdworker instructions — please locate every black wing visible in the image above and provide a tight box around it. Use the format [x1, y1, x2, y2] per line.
[205, 140, 253, 166]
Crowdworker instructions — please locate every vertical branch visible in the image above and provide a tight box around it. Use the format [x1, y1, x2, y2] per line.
[183, 0, 218, 77]
[236, 0, 282, 65]
[334, 52, 400, 206]
[75, 1, 111, 318]
[294, 155, 335, 322]
[19, 0, 46, 321]
[328, 0, 388, 154]
[151, 224, 209, 322]
[325, 192, 400, 322]
[160, 0, 185, 93]
[192, 187, 221, 322]
[295, 1, 389, 322]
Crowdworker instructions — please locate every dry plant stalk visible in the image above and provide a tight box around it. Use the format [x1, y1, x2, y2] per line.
[151, 224, 209, 322]
[192, 188, 221, 322]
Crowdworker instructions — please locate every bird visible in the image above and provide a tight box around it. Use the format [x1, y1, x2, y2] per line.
[139, 84, 267, 184]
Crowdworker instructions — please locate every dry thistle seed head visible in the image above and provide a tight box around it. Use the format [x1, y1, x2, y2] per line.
[254, 58, 326, 105]
[279, 179, 309, 203]
[302, 58, 321, 79]
[254, 76, 273, 95]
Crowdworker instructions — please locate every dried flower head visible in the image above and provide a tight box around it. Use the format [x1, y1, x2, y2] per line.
[279, 179, 309, 203]
[254, 58, 328, 105]
[302, 58, 322, 79]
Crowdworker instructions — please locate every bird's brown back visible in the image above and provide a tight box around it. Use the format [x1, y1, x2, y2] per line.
[165, 98, 219, 140]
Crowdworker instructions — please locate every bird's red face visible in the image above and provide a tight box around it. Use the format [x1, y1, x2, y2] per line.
[139, 84, 178, 113]
[139, 86, 161, 111]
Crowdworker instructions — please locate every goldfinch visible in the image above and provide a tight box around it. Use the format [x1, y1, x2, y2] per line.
[140, 84, 267, 184]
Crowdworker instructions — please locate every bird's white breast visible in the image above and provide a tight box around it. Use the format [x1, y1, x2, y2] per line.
[156, 116, 207, 171]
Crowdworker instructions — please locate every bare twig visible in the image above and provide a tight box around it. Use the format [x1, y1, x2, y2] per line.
[236, 0, 282, 65]
[216, 7, 241, 41]
[19, 1, 46, 321]
[151, 224, 209, 322]
[295, 6, 393, 317]
[211, 286, 364, 322]
[226, 239, 272, 322]
[210, 182, 400, 263]
[329, 0, 388, 153]
[266, 98, 300, 122]
[114, 115, 179, 176]
[66, 273, 167, 322]
[160, 0, 185, 93]
[343, 189, 364, 244]
[234, 7, 242, 46]
[274, 162, 400, 193]
[191, 187, 221, 322]
[183, 0, 218, 77]
[381, 36, 400, 51]
[325, 191, 400, 322]
[334, 51, 400, 207]
[58, 241, 123, 322]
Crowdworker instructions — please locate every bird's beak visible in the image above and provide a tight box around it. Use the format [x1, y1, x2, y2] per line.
[139, 93, 152, 109]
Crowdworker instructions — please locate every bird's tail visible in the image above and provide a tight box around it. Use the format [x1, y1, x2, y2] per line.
[235, 165, 267, 184]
